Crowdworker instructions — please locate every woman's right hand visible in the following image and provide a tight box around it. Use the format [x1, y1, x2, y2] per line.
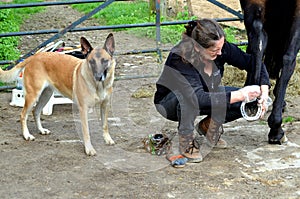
[230, 85, 261, 104]
[239, 85, 261, 103]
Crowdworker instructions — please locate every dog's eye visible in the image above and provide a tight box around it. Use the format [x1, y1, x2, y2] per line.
[101, 59, 109, 65]
[89, 59, 96, 66]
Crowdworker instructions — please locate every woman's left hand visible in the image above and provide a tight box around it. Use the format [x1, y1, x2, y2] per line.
[258, 85, 270, 118]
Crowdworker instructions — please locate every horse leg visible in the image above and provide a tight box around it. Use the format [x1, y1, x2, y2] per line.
[268, 17, 300, 144]
[240, 1, 268, 85]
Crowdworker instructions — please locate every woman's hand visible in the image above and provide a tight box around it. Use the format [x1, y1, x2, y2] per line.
[230, 85, 261, 104]
[258, 85, 270, 118]
[239, 85, 261, 102]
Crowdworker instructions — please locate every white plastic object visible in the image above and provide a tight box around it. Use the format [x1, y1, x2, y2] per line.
[10, 89, 24, 107]
[42, 92, 73, 115]
[10, 89, 72, 115]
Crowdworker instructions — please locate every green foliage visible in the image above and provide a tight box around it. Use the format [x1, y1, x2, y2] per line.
[223, 26, 247, 52]
[0, 9, 20, 65]
[13, 0, 44, 16]
[0, 0, 44, 70]
[72, 1, 149, 25]
[282, 116, 295, 123]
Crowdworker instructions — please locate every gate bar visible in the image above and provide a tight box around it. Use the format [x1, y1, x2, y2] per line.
[0, 0, 119, 9]
[156, 0, 162, 62]
[0, 18, 241, 38]
[207, 0, 244, 20]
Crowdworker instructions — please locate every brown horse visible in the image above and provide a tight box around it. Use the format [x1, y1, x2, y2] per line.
[240, 0, 300, 144]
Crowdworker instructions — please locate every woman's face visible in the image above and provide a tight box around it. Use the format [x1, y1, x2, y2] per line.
[203, 37, 224, 60]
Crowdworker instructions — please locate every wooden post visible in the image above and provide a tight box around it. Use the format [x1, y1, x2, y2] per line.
[150, 0, 167, 17]
[149, 0, 156, 15]
[186, 0, 193, 16]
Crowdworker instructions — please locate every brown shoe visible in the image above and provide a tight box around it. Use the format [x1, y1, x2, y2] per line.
[196, 116, 227, 148]
[179, 134, 203, 163]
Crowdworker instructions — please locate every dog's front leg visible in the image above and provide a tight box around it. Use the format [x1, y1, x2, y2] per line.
[79, 106, 97, 156]
[101, 100, 115, 145]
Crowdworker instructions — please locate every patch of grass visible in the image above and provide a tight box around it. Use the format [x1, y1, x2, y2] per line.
[282, 116, 295, 123]
[0, 0, 44, 71]
[223, 26, 247, 52]
[72, 1, 198, 44]
[72, 1, 149, 25]
[0, 9, 20, 64]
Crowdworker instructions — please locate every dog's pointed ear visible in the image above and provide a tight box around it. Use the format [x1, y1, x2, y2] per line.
[80, 37, 93, 56]
[104, 33, 115, 57]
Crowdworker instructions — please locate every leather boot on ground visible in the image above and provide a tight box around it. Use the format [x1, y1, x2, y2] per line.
[179, 133, 203, 163]
[196, 116, 227, 148]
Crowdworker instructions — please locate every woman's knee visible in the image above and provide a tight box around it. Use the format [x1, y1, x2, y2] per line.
[155, 104, 178, 121]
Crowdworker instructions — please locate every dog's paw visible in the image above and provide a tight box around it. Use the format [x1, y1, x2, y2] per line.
[39, 128, 51, 135]
[85, 147, 97, 156]
[105, 139, 115, 145]
[103, 134, 115, 145]
[24, 133, 35, 141]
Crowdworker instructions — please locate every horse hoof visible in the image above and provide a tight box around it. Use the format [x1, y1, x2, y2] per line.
[268, 131, 288, 145]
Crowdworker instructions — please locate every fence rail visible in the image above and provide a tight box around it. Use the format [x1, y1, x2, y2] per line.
[0, 0, 108, 9]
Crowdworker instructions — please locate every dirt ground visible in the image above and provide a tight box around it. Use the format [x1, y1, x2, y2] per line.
[1, 2, 300, 199]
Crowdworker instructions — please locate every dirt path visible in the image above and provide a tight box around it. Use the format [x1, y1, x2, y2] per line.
[1, 3, 300, 199]
[192, 0, 245, 29]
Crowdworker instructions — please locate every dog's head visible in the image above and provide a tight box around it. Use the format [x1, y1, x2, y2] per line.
[80, 33, 115, 81]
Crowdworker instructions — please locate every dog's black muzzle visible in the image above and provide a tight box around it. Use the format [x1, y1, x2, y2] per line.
[94, 68, 108, 81]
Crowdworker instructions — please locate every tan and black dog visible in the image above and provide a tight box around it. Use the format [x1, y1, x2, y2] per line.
[0, 33, 116, 155]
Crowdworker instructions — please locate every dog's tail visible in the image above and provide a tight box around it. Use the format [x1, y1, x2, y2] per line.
[0, 57, 31, 83]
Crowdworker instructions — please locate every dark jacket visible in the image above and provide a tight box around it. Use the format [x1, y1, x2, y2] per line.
[154, 41, 270, 110]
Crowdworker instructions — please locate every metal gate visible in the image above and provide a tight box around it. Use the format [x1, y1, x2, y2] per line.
[0, 0, 244, 68]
